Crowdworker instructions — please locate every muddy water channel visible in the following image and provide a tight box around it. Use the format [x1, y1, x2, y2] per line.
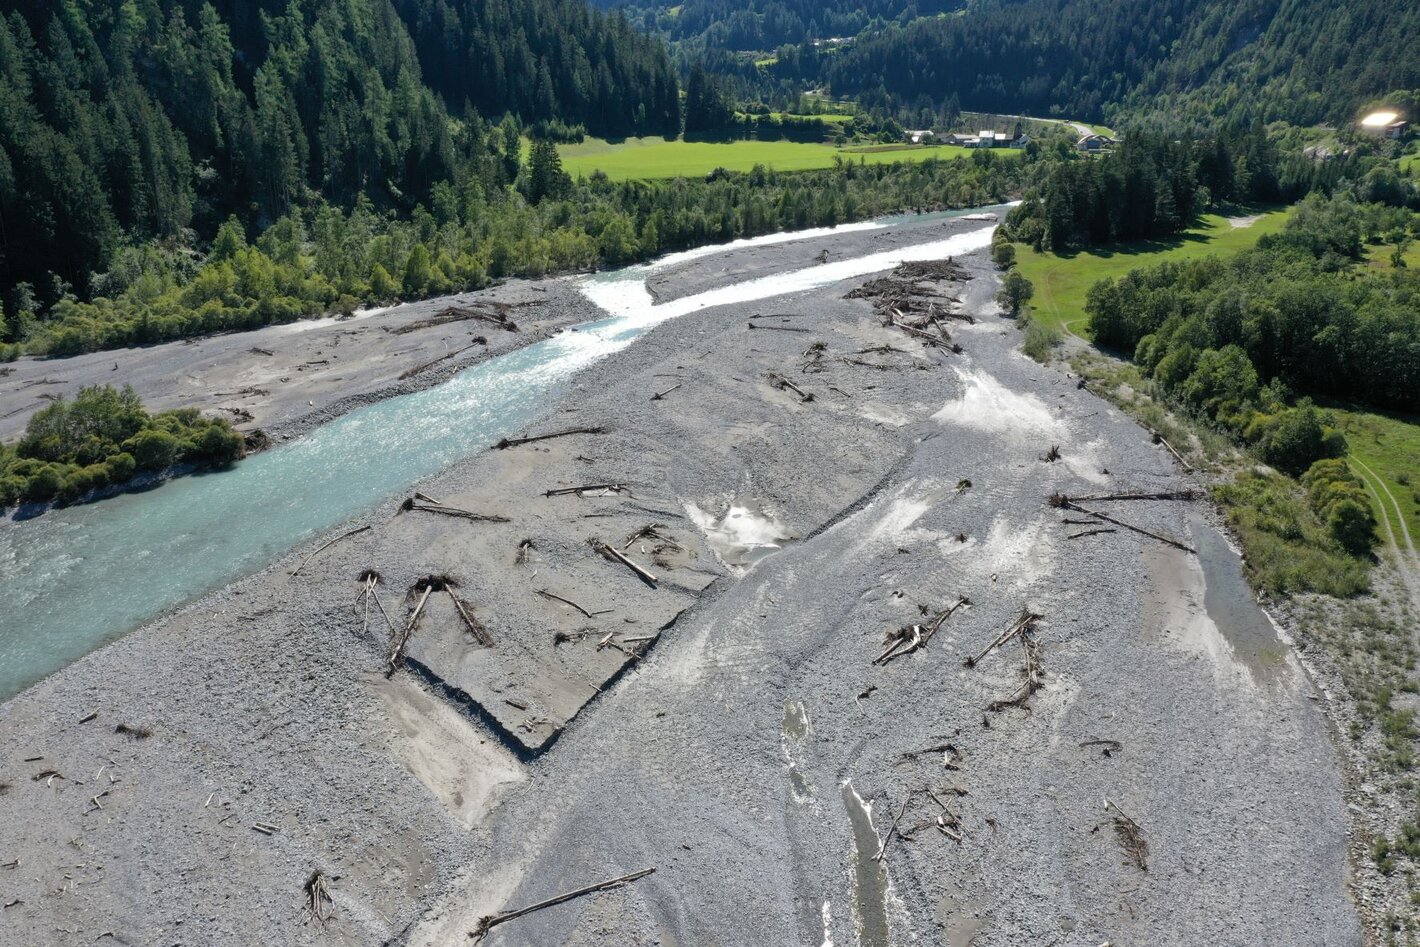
[0, 210, 1001, 700]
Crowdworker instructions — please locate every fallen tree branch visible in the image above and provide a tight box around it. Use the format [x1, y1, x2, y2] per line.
[398, 339, 486, 380]
[1105, 799, 1149, 871]
[1080, 739, 1123, 757]
[495, 426, 606, 450]
[536, 588, 612, 619]
[876, 603, 962, 668]
[1149, 430, 1193, 471]
[650, 383, 681, 401]
[873, 795, 911, 863]
[987, 629, 1045, 712]
[544, 483, 627, 498]
[623, 524, 682, 552]
[470, 868, 656, 942]
[899, 743, 963, 770]
[590, 539, 658, 587]
[402, 499, 510, 523]
[390, 304, 521, 336]
[1067, 528, 1117, 540]
[1049, 499, 1194, 553]
[1060, 490, 1202, 503]
[748, 322, 811, 333]
[448, 590, 496, 647]
[304, 871, 334, 925]
[768, 372, 814, 402]
[387, 584, 433, 675]
[921, 597, 971, 645]
[291, 526, 372, 577]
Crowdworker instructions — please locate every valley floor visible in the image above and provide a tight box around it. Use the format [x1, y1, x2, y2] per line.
[0, 224, 1361, 946]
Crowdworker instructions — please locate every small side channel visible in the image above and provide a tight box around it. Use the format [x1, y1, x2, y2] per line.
[841, 782, 891, 947]
[1191, 513, 1288, 679]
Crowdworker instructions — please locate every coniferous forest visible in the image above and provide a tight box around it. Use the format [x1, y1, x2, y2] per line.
[0, 0, 679, 311]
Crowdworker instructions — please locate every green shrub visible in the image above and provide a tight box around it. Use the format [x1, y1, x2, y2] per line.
[1256, 406, 1344, 475]
[1021, 317, 1061, 362]
[123, 429, 183, 471]
[25, 465, 64, 501]
[1213, 470, 1370, 596]
[996, 270, 1034, 316]
[1, 384, 246, 509]
[105, 452, 136, 482]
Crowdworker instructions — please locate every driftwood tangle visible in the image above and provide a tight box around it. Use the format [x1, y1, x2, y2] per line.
[964, 607, 1041, 668]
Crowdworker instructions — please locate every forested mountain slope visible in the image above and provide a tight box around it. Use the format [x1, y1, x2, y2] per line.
[590, 0, 964, 51]
[0, 0, 677, 301]
[827, 0, 1419, 126]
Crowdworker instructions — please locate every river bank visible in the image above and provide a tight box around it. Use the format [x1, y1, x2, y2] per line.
[0, 216, 1360, 946]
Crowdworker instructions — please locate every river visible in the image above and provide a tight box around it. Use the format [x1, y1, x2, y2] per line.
[0, 208, 1005, 700]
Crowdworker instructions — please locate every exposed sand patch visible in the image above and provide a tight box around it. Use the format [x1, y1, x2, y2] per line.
[1227, 214, 1264, 229]
[857, 402, 912, 427]
[1140, 544, 1251, 682]
[366, 673, 524, 829]
[933, 366, 1062, 439]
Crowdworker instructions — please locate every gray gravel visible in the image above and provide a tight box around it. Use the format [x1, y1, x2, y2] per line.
[0, 220, 1360, 947]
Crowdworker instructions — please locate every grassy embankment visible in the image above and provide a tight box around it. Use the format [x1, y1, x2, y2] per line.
[1014, 207, 1293, 338]
[556, 137, 1016, 181]
[1012, 203, 1420, 592]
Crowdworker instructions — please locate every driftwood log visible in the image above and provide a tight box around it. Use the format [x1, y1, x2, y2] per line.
[495, 426, 606, 450]
[470, 868, 656, 942]
[590, 539, 658, 586]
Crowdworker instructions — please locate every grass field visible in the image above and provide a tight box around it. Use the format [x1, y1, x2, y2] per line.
[1331, 408, 1420, 551]
[1013, 207, 1293, 338]
[555, 136, 1013, 181]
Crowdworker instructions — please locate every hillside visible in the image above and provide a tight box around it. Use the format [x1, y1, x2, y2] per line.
[0, 0, 678, 303]
[612, 0, 1418, 129]
[589, 0, 965, 50]
[832, 0, 1419, 126]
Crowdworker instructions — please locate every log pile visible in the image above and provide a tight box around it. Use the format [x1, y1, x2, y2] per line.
[389, 301, 525, 336]
[844, 260, 976, 344]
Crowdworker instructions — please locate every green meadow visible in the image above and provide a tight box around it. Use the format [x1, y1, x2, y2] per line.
[555, 136, 1012, 181]
[1332, 408, 1420, 551]
[1013, 207, 1293, 338]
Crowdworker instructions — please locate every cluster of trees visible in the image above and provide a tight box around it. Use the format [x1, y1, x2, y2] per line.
[1, 154, 1023, 357]
[1003, 130, 1288, 251]
[1005, 129, 1419, 253]
[825, 0, 1199, 121]
[1083, 194, 1415, 558]
[391, 0, 680, 137]
[1087, 195, 1420, 417]
[0, 0, 680, 310]
[0, 384, 243, 508]
[1301, 459, 1378, 556]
